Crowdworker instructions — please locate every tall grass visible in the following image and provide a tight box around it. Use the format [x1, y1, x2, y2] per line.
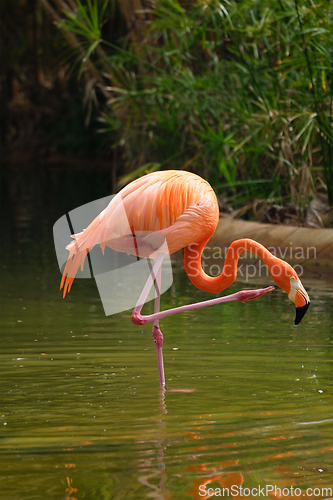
[43, 0, 333, 221]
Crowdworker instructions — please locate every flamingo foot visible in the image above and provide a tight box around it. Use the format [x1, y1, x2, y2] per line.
[152, 325, 165, 386]
[238, 286, 275, 303]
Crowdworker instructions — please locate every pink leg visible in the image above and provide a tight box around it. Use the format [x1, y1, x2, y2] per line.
[132, 254, 274, 384]
[152, 263, 165, 386]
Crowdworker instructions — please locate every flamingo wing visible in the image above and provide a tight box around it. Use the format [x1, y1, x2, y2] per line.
[60, 171, 219, 296]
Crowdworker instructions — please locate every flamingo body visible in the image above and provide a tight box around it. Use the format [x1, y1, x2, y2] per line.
[61, 171, 219, 294]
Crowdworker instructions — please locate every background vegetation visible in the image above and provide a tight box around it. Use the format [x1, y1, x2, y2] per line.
[2, 0, 332, 226]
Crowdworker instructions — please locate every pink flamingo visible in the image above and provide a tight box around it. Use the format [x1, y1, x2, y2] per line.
[60, 170, 310, 385]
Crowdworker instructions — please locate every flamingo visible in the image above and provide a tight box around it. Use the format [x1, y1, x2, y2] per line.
[60, 170, 310, 385]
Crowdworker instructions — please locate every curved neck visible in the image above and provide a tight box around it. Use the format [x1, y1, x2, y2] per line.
[184, 238, 286, 293]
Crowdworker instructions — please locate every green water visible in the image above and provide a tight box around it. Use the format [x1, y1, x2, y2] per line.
[1, 171, 332, 499]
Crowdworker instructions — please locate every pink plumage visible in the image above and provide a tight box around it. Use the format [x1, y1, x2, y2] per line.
[60, 170, 219, 296]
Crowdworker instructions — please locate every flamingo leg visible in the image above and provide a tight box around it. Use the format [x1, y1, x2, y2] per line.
[131, 254, 166, 385]
[132, 253, 274, 384]
[152, 262, 165, 386]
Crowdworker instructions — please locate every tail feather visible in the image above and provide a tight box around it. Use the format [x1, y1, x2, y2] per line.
[60, 248, 87, 298]
[60, 212, 107, 297]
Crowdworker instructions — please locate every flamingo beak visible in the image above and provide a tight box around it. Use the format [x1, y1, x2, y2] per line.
[294, 282, 310, 326]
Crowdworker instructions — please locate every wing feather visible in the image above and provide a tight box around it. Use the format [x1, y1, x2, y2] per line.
[60, 170, 219, 296]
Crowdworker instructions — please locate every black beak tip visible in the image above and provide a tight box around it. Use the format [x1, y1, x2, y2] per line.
[295, 302, 310, 326]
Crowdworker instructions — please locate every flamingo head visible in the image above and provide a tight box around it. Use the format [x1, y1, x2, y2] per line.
[272, 265, 310, 325]
[276, 268, 310, 325]
[287, 275, 310, 325]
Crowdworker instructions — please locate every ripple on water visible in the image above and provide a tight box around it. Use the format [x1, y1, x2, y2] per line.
[1, 244, 332, 500]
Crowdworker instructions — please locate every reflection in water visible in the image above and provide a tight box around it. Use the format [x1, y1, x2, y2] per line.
[132, 393, 332, 500]
[1, 168, 332, 500]
[183, 419, 332, 500]
[65, 475, 78, 500]
[186, 460, 243, 499]
[64, 463, 78, 500]
[137, 388, 170, 500]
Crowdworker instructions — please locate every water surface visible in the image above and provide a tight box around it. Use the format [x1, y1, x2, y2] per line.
[1, 169, 332, 499]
